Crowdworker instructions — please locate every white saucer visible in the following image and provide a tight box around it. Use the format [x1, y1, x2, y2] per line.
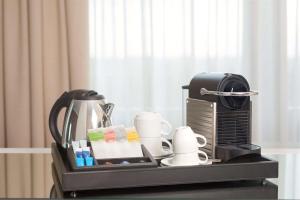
[153, 146, 174, 159]
[160, 157, 213, 167]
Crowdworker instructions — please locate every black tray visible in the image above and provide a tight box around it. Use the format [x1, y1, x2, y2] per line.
[52, 143, 278, 192]
[51, 164, 278, 199]
[68, 144, 157, 171]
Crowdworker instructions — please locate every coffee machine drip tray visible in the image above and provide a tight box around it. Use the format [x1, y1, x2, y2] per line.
[51, 143, 277, 192]
[216, 144, 261, 162]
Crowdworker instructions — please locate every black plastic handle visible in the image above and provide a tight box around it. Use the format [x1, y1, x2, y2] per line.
[49, 92, 71, 146]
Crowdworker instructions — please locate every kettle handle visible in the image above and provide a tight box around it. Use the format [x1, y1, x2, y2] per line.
[49, 92, 71, 146]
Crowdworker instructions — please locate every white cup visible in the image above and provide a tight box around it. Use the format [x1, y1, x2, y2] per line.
[173, 126, 207, 154]
[171, 151, 208, 165]
[141, 137, 173, 157]
[134, 112, 172, 138]
[172, 126, 208, 164]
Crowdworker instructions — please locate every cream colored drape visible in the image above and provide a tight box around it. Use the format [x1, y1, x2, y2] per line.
[0, 0, 89, 147]
[0, 153, 53, 198]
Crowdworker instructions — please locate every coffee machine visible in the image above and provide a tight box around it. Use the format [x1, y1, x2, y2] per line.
[183, 72, 261, 161]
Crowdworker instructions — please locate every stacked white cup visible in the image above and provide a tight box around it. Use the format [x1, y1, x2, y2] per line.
[163, 126, 209, 166]
[134, 112, 173, 157]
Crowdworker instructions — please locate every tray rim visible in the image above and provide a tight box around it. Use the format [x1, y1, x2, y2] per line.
[51, 163, 278, 198]
[51, 143, 278, 192]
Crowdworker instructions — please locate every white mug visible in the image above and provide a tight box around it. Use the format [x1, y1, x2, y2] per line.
[171, 150, 208, 165]
[134, 112, 172, 138]
[141, 137, 173, 157]
[173, 126, 207, 154]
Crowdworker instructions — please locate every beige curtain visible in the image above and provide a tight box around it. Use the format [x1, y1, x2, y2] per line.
[0, 153, 53, 198]
[0, 0, 89, 147]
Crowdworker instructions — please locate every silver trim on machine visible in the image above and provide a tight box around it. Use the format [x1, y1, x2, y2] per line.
[186, 98, 217, 159]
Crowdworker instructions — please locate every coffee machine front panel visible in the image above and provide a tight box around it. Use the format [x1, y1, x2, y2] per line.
[187, 98, 217, 159]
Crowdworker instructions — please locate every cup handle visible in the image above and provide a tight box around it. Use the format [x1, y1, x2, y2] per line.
[161, 137, 173, 153]
[161, 119, 172, 136]
[194, 134, 207, 148]
[198, 150, 208, 164]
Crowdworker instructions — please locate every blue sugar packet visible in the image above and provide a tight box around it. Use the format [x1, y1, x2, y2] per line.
[85, 156, 94, 166]
[82, 147, 90, 158]
[75, 147, 83, 158]
[76, 157, 85, 167]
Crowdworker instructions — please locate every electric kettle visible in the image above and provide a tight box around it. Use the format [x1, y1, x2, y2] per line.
[49, 90, 114, 148]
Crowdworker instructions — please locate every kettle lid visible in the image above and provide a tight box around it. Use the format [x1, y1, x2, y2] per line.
[75, 94, 105, 100]
[69, 90, 105, 100]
